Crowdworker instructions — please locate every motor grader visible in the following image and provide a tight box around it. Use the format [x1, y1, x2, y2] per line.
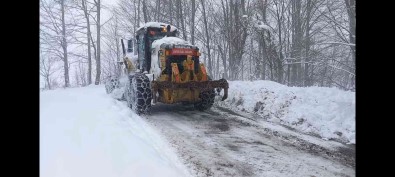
[105, 22, 228, 114]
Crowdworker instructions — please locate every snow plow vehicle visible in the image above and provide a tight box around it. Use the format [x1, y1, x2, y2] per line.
[105, 22, 228, 114]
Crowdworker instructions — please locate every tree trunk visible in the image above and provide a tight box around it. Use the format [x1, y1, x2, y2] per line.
[179, 0, 187, 40]
[190, 0, 196, 45]
[115, 17, 121, 77]
[156, 0, 160, 21]
[82, 0, 92, 85]
[273, 0, 284, 84]
[262, 34, 267, 80]
[175, 0, 180, 29]
[345, 0, 355, 64]
[142, 0, 148, 23]
[218, 44, 227, 79]
[250, 38, 253, 80]
[95, 0, 101, 85]
[304, 0, 313, 87]
[133, 0, 138, 33]
[46, 75, 51, 90]
[216, 47, 220, 79]
[169, 0, 173, 24]
[200, 0, 212, 77]
[291, 0, 302, 86]
[138, 0, 141, 25]
[61, 0, 69, 87]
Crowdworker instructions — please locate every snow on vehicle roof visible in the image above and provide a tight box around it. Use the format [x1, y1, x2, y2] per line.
[253, 20, 271, 31]
[151, 36, 192, 48]
[137, 22, 178, 32]
[257, 24, 270, 30]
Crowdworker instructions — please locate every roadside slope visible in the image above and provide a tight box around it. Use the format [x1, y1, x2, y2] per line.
[40, 85, 191, 177]
[217, 80, 355, 144]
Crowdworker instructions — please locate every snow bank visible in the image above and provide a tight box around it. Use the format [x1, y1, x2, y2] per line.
[217, 80, 355, 144]
[40, 85, 191, 177]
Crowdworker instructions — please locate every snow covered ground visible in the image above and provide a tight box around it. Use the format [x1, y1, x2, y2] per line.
[40, 81, 354, 177]
[216, 80, 355, 144]
[40, 85, 191, 177]
[146, 104, 354, 177]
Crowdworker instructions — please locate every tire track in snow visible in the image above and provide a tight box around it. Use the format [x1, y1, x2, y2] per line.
[144, 103, 355, 177]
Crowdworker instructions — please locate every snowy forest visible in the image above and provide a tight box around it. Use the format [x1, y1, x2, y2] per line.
[40, 0, 355, 91]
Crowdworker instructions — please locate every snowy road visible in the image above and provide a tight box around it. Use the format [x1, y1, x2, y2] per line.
[145, 103, 355, 177]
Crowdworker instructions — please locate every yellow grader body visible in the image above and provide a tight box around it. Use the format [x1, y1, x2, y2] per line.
[152, 49, 228, 104]
[107, 22, 228, 114]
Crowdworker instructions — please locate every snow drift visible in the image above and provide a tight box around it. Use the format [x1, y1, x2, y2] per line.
[216, 80, 355, 144]
[40, 85, 191, 177]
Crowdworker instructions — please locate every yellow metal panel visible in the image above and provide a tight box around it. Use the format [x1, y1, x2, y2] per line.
[171, 63, 180, 83]
[200, 63, 208, 81]
[125, 58, 135, 73]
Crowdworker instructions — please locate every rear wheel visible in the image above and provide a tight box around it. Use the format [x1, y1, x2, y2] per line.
[105, 77, 120, 94]
[125, 73, 152, 114]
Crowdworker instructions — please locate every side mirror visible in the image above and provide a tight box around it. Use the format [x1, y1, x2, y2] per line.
[127, 39, 133, 53]
[166, 25, 171, 32]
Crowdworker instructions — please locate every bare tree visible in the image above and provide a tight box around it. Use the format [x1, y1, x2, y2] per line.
[40, 51, 58, 90]
[142, 0, 148, 23]
[60, 0, 70, 87]
[81, 0, 93, 85]
[200, 0, 212, 77]
[94, 0, 101, 85]
[40, 0, 72, 87]
[40, 0, 354, 90]
[190, 0, 196, 45]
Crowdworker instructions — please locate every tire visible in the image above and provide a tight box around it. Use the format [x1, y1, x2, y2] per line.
[125, 73, 152, 114]
[105, 77, 120, 94]
[194, 76, 215, 111]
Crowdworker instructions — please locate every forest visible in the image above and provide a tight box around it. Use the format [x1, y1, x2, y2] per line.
[40, 0, 355, 91]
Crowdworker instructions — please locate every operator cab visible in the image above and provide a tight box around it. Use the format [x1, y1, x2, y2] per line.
[135, 22, 179, 73]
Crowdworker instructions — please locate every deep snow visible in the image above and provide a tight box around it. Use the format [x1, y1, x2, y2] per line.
[40, 80, 355, 177]
[216, 80, 355, 144]
[40, 85, 191, 177]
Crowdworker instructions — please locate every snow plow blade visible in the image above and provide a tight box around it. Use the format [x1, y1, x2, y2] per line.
[151, 78, 229, 103]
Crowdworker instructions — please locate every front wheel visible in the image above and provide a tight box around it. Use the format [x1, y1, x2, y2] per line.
[125, 73, 152, 114]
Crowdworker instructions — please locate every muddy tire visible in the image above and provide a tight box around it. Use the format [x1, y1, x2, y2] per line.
[105, 77, 120, 94]
[125, 73, 152, 114]
[194, 76, 215, 111]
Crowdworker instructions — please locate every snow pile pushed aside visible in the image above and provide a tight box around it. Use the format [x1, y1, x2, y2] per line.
[217, 80, 355, 144]
[40, 85, 191, 177]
